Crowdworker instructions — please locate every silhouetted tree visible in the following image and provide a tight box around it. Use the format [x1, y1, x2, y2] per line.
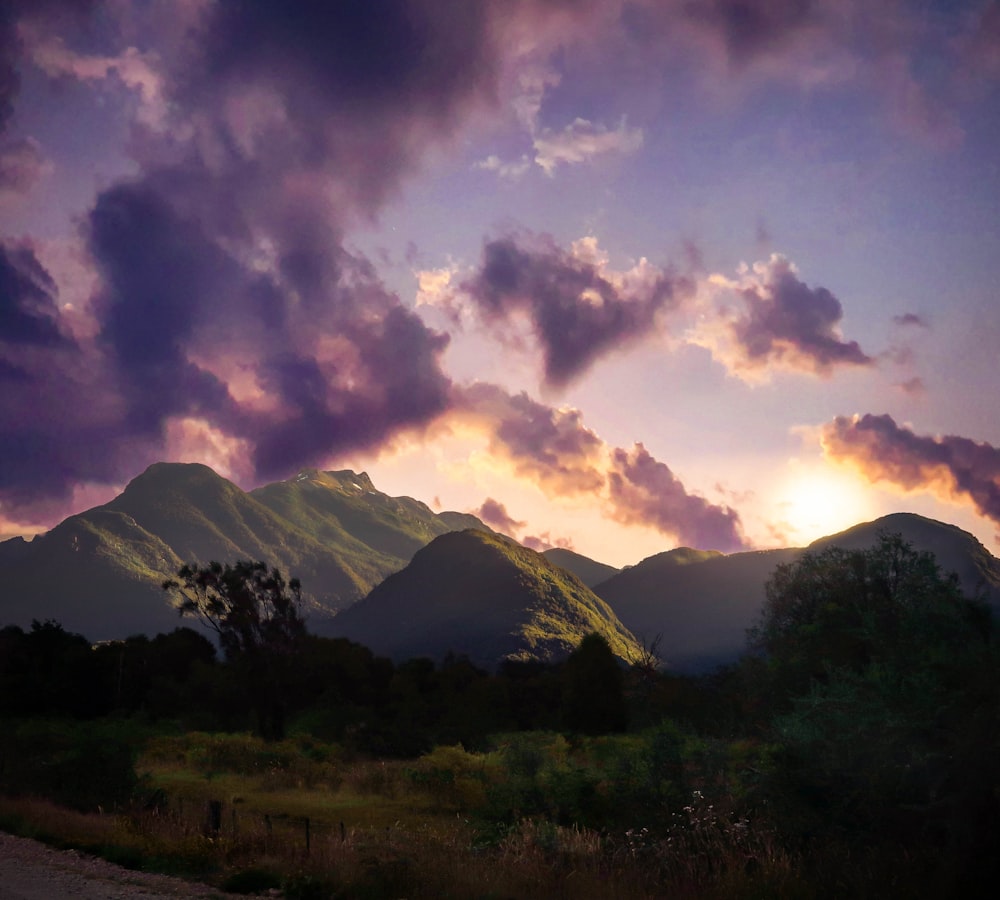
[562, 632, 628, 735]
[163, 560, 306, 740]
[749, 533, 1000, 889]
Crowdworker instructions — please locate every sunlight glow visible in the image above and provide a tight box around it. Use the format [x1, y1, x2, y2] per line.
[776, 464, 877, 546]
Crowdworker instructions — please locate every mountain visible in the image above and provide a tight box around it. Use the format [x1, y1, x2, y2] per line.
[542, 547, 619, 587]
[3, 472, 996, 674]
[329, 529, 642, 668]
[808, 512, 1000, 605]
[593, 547, 800, 673]
[594, 512, 1000, 674]
[0, 462, 487, 641]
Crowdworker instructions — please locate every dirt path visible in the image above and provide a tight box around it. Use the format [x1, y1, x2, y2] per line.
[0, 832, 238, 899]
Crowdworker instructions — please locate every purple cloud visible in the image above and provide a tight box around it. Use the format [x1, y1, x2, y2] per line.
[0, 242, 69, 348]
[458, 383, 606, 493]
[821, 413, 1000, 529]
[474, 498, 525, 535]
[725, 255, 873, 376]
[608, 443, 747, 552]
[459, 384, 748, 551]
[462, 232, 687, 388]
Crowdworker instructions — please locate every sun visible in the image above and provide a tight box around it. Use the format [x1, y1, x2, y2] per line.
[777, 465, 876, 545]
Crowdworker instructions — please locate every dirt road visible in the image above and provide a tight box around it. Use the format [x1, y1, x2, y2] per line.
[0, 832, 235, 899]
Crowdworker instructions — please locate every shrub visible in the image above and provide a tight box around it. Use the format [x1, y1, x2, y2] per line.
[0, 719, 139, 812]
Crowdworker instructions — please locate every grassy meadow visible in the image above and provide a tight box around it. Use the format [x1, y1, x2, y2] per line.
[0, 728, 815, 899]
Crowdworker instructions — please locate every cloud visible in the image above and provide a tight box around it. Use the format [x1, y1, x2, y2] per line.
[0, 137, 50, 204]
[461, 231, 689, 388]
[456, 382, 748, 550]
[0, 242, 133, 523]
[522, 532, 574, 552]
[893, 312, 928, 328]
[696, 254, 873, 378]
[532, 116, 643, 175]
[23, 26, 168, 127]
[820, 413, 1000, 530]
[621, 0, 977, 147]
[0, 0, 102, 131]
[895, 376, 926, 397]
[0, 0, 504, 521]
[0, 241, 69, 348]
[474, 497, 525, 535]
[474, 154, 533, 179]
[457, 383, 606, 493]
[607, 443, 747, 552]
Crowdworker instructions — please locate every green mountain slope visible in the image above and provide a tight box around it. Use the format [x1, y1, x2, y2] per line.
[0, 463, 487, 640]
[328, 529, 642, 668]
[542, 548, 619, 587]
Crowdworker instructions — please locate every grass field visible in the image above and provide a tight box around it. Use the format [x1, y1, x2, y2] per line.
[0, 729, 813, 899]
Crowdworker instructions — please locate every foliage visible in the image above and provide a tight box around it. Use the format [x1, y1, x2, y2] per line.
[164, 560, 307, 740]
[0, 719, 140, 812]
[562, 632, 628, 734]
[748, 532, 1000, 890]
[749, 531, 990, 700]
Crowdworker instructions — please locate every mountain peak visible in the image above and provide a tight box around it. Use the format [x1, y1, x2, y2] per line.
[331, 528, 641, 668]
[286, 469, 377, 495]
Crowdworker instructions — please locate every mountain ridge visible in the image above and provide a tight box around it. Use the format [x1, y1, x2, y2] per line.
[0, 462, 489, 640]
[1, 463, 997, 673]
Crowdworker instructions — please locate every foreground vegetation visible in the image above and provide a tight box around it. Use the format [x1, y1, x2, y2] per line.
[2, 534, 999, 897]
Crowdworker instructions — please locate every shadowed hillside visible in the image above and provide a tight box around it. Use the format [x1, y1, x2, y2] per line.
[595, 512, 1000, 673]
[594, 547, 800, 672]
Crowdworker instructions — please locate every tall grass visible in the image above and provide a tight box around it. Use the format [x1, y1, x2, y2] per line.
[0, 728, 936, 898]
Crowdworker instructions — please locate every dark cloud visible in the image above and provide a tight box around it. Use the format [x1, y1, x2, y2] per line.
[0, 245, 132, 521]
[171, 0, 499, 219]
[250, 304, 451, 480]
[462, 232, 687, 388]
[474, 497, 525, 535]
[608, 443, 747, 552]
[0, 6, 23, 133]
[459, 383, 748, 550]
[680, 0, 821, 67]
[0, 1, 487, 519]
[893, 312, 928, 328]
[730, 255, 873, 375]
[459, 383, 606, 493]
[84, 170, 453, 481]
[0, 242, 69, 348]
[821, 413, 1000, 528]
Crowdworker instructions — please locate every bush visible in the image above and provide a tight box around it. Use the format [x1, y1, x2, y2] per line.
[0, 719, 139, 812]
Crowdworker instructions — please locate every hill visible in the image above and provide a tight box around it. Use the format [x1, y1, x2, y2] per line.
[809, 512, 1000, 605]
[594, 512, 1000, 673]
[0, 463, 487, 640]
[593, 547, 800, 672]
[328, 529, 642, 668]
[542, 547, 619, 587]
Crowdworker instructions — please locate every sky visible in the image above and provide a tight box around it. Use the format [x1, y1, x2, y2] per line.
[1, 0, 999, 568]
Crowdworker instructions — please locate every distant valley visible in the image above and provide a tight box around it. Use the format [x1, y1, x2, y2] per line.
[2, 462, 998, 672]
